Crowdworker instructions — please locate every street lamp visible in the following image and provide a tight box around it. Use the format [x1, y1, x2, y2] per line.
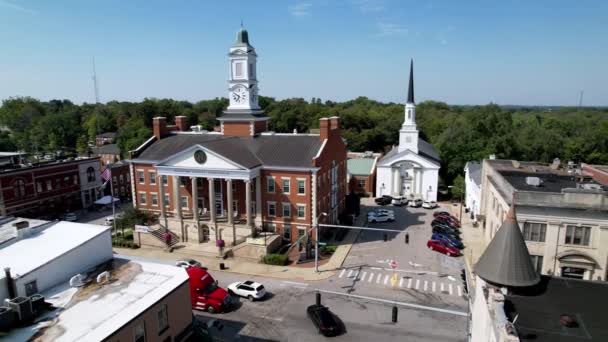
[315, 212, 328, 273]
[448, 185, 464, 220]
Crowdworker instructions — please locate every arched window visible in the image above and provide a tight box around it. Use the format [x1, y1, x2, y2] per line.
[87, 167, 96, 182]
[13, 179, 26, 198]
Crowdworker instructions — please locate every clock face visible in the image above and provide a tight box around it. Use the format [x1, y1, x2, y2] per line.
[194, 150, 207, 164]
[232, 86, 247, 104]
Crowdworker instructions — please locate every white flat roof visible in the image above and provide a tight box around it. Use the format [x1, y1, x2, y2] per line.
[0, 221, 110, 279]
[23, 258, 189, 341]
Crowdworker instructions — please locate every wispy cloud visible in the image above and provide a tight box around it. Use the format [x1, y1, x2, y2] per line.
[0, 0, 37, 15]
[289, 2, 312, 16]
[354, 0, 385, 13]
[376, 21, 408, 37]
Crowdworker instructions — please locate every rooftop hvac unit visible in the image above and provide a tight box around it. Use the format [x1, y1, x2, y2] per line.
[363, 151, 373, 158]
[190, 125, 203, 132]
[8, 296, 33, 323]
[525, 177, 542, 187]
[581, 183, 602, 191]
[29, 294, 45, 315]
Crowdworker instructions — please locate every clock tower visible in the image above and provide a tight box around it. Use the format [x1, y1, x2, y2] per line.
[219, 26, 269, 136]
[398, 59, 419, 153]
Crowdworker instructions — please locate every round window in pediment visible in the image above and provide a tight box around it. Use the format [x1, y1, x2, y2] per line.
[194, 150, 207, 164]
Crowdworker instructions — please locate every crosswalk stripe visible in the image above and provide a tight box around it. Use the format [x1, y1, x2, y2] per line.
[407, 278, 412, 288]
[432, 282, 436, 292]
[376, 273, 382, 284]
[424, 280, 428, 291]
[361, 272, 367, 282]
[354, 270, 360, 279]
[384, 275, 389, 285]
[347, 270, 353, 278]
[399, 277, 404, 288]
[368, 273, 374, 283]
[339, 269, 346, 278]
[415, 279, 420, 290]
[449, 283, 453, 295]
[441, 283, 445, 292]
[457, 285, 462, 297]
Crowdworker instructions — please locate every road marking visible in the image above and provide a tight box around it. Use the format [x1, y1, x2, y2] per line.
[339, 269, 346, 278]
[361, 272, 367, 282]
[347, 270, 353, 278]
[449, 283, 453, 295]
[432, 282, 436, 292]
[371, 267, 382, 270]
[376, 273, 382, 284]
[457, 285, 462, 297]
[384, 275, 389, 285]
[368, 273, 374, 283]
[415, 279, 420, 290]
[354, 270, 360, 279]
[280, 284, 307, 289]
[441, 283, 445, 292]
[314, 289, 467, 317]
[281, 281, 309, 286]
[407, 278, 412, 288]
[424, 280, 428, 291]
[399, 277, 404, 288]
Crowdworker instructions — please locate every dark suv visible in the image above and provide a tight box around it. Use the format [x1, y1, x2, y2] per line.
[307, 304, 340, 337]
[374, 195, 393, 205]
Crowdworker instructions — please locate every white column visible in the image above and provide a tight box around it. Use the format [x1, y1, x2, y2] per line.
[173, 176, 182, 219]
[246, 179, 253, 233]
[418, 169, 424, 199]
[255, 176, 262, 227]
[312, 171, 318, 228]
[413, 169, 419, 197]
[158, 176, 166, 219]
[227, 179, 234, 225]
[392, 168, 398, 196]
[191, 177, 199, 223]
[208, 178, 216, 224]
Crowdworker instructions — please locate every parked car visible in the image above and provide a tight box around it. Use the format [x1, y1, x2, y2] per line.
[433, 218, 461, 229]
[422, 201, 438, 209]
[435, 214, 460, 224]
[433, 211, 452, 217]
[408, 199, 423, 207]
[427, 239, 461, 256]
[391, 196, 408, 206]
[431, 233, 463, 249]
[370, 208, 395, 216]
[176, 259, 204, 269]
[374, 195, 393, 205]
[227, 280, 266, 301]
[307, 304, 340, 337]
[367, 212, 395, 223]
[432, 225, 461, 238]
[63, 212, 78, 222]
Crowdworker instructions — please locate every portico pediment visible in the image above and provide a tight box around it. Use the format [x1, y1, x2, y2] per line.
[155, 145, 259, 180]
[378, 148, 440, 169]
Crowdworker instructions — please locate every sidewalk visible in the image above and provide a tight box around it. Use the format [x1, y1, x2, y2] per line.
[114, 228, 361, 282]
[448, 203, 487, 287]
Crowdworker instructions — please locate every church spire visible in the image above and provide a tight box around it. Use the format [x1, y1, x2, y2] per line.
[407, 59, 415, 104]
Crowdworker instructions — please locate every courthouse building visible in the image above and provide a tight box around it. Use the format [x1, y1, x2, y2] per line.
[130, 27, 347, 245]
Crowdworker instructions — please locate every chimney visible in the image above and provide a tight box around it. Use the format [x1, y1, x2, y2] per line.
[319, 118, 330, 141]
[329, 116, 340, 131]
[4, 267, 16, 299]
[153, 117, 167, 139]
[175, 116, 188, 132]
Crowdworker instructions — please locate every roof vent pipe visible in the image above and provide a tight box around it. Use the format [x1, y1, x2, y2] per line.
[4, 267, 16, 299]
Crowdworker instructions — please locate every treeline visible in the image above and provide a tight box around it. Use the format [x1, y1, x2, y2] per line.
[0, 96, 607, 184]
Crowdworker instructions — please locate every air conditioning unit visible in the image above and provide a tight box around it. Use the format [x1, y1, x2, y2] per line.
[29, 294, 45, 314]
[581, 183, 602, 191]
[8, 296, 33, 323]
[525, 177, 542, 187]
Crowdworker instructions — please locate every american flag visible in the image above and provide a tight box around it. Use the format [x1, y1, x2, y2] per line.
[100, 167, 111, 182]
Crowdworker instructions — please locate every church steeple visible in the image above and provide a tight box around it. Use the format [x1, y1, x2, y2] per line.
[407, 59, 415, 104]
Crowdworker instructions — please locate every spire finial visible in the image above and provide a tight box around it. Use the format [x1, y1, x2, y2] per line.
[407, 58, 415, 104]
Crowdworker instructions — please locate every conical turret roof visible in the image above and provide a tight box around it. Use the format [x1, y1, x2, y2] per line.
[474, 205, 540, 287]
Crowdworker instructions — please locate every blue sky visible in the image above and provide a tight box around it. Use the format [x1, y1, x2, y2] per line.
[1, 0, 607, 106]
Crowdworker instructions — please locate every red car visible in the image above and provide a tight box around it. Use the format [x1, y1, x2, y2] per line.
[427, 240, 461, 257]
[435, 215, 461, 227]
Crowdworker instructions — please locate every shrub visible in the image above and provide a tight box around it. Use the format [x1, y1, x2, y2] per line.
[262, 253, 289, 266]
[320, 245, 337, 254]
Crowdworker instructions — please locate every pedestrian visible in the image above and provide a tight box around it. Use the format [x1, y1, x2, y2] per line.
[405, 233, 409, 244]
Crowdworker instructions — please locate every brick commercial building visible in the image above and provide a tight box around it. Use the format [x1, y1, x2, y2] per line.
[347, 152, 379, 197]
[582, 163, 608, 186]
[92, 143, 121, 166]
[130, 27, 347, 246]
[0, 157, 102, 218]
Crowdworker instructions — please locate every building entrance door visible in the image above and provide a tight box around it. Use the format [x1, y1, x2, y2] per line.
[561, 267, 585, 279]
[214, 179, 223, 217]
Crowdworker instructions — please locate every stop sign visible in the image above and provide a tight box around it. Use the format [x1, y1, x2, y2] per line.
[389, 260, 398, 269]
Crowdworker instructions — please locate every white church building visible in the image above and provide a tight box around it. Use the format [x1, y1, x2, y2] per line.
[375, 60, 440, 201]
